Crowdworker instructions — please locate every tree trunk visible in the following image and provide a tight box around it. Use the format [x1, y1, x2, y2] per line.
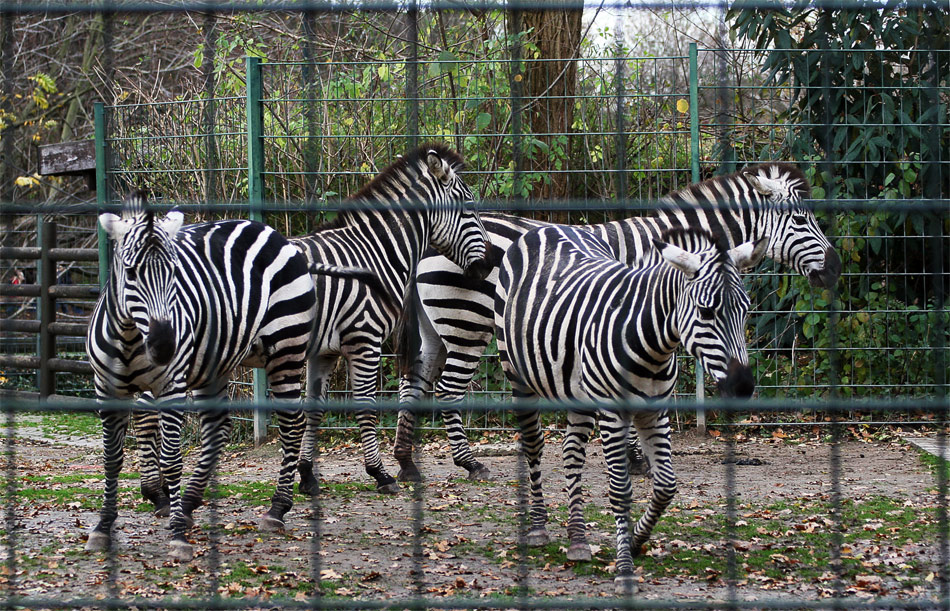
[511, 8, 582, 209]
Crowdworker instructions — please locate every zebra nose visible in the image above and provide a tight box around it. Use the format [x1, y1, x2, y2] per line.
[807, 246, 841, 288]
[147, 318, 175, 366]
[716, 358, 755, 398]
[463, 253, 494, 282]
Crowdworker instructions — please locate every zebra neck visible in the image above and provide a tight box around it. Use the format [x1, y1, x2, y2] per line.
[338, 207, 426, 298]
[654, 199, 760, 246]
[618, 264, 684, 367]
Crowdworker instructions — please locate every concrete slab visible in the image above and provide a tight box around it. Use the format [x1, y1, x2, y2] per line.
[904, 435, 950, 462]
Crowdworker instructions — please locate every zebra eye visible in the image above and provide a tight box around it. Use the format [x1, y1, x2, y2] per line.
[698, 306, 715, 320]
[126, 267, 137, 282]
[792, 214, 808, 225]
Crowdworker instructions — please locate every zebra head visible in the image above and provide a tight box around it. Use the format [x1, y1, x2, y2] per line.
[421, 147, 493, 281]
[99, 191, 184, 367]
[743, 164, 841, 289]
[654, 229, 767, 398]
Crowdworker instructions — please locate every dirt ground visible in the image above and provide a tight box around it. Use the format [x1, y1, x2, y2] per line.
[1, 422, 947, 608]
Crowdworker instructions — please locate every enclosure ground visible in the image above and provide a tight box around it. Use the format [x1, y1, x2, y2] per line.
[1, 421, 947, 607]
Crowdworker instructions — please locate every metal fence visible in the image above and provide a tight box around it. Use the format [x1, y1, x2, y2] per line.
[1, 2, 948, 610]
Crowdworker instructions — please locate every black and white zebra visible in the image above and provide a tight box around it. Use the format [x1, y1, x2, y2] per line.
[84, 192, 377, 560]
[394, 163, 841, 480]
[291, 144, 492, 497]
[495, 225, 766, 592]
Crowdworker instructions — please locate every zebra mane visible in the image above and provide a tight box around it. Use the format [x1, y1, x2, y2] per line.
[661, 162, 811, 211]
[122, 189, 149, 218]
[306, 143, 466, 236]
[659, 227, 728, 255]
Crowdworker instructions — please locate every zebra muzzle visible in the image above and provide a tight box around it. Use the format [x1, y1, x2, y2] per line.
[716, 358, 755, 398]
[462, 253, 495, 282]
[807, 246, 842, 288]
[147, 318, 176, 366]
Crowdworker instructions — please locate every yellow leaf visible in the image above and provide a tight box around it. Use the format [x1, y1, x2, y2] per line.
[15, 175, 37, 188]
[676, 98, 689, 114]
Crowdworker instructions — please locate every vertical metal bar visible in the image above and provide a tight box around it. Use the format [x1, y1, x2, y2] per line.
[37, 221, 55, 398]
[246, 55, 268, 445]
[921, 18, 948, 594]
[689, 42, 705, 431]
[689, 42, 701, 184]
[94, 102, 110, 291]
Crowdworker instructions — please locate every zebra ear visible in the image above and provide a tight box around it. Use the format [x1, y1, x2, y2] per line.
[744, 172, 781, 196]
[728, 236, 769, 271]
[426, 150, 449, 182]
[99, 213, 131, 242]
[159, 211, 185, 238]
[653, 238, 701, 277]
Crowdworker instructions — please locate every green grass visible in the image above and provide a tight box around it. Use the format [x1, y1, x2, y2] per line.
[38, 410, 101, 438]
[917, 448, 950, 484]
[458, 492, 940, 585]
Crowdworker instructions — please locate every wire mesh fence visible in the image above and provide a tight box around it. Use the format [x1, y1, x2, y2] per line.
[0, 2, 948, 609]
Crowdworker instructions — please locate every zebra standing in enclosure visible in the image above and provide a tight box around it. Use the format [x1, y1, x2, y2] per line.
[85, 192, 381, 561]
[495, 225, 766, 593]
[290, 144, 492, 499]
[393, 163, 841, 481]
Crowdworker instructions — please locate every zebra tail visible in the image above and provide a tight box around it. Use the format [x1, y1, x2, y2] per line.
[392, 277, 422, 378]
[309, 263, 399, 314]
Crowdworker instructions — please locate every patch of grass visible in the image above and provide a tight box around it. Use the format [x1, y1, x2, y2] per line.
[38, 410, 100, 438]
[917, 448, 950, 483]
[22, 473, 137, 484]
[317, 481, 376, 499]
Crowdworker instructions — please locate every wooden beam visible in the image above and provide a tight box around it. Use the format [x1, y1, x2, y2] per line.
[37, 140, 96, 176]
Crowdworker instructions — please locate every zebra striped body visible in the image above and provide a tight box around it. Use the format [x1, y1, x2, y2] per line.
[394, 163, 841, 479]
[85, 193, 317, 561]
[495, 225, 765, 591]
[292, 144, 491, 495]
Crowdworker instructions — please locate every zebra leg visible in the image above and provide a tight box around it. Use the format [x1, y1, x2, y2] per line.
[347, 351, 399, 494]
[436, 362, 490, 480]
[86, 408, 131, 552]
[263, 407, 305, 531]
[630, 409, 676, 556]
[514, 398, 548, 546]
[132, 398, 169, 517]
[263, 350, 310, 531]
[600, 409, 637, 594]
[564, 410, 597, 561]
[179, 388, 231, 528]
[158, 406, 193, 562]
[297, 354, 334, 497]
[626, 432, 650, 477]
[393, 404, 422, 483]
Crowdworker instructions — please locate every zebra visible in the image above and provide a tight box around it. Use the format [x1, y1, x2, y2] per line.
[84, 192, 381, 561]
[290, 144, 492, 498]
[393, 162, 841, 481]
[494, 225, 765, 593]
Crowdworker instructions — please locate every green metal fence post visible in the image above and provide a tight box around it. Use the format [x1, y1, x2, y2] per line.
[246, 55, 269, 446]
[689, 43, 705, 433]
[94, 102, 109, 291]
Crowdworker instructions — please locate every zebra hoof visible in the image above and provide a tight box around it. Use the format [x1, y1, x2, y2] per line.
[614, 573, 638, 596]
[397, 465, 423, 483]
[169, 539, 194, 563]
[466, 464, 492, 481]
[154, 504, 170, 518]
[376, 481, 401, 495]
[567, 542, 592, 561]
[297, 480, 319, 497]
[628, 457, 650, 477]
[525, 527, 549, 547]
[260, 514, 286, 533]
[85, 530, 110, 552]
